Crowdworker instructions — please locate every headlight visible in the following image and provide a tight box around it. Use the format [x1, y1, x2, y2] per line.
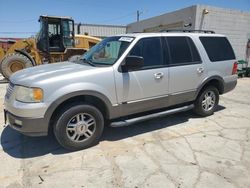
[15, 86, 43, 103]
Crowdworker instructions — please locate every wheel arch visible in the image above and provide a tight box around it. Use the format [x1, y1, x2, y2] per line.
[14, 49, 36, 66]
[195, 76, 225, 99]
[45, 91, 117, 130]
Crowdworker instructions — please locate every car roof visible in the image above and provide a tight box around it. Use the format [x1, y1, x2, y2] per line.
[116, 32, 225, 38]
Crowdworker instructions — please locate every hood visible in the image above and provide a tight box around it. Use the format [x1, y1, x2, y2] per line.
[10, 61, 96, 86]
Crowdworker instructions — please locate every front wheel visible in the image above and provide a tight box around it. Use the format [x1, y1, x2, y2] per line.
[194, 86, 219, 116]
[53, 104, 104, 150]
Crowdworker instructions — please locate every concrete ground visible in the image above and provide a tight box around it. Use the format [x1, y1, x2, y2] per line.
[0, 78, 250, 188]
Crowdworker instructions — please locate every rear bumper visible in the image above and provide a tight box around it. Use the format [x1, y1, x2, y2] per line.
[223, 79, 237, 94]
[4, 110, 48, 136]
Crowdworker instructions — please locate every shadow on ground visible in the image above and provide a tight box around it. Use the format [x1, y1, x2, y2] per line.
[0, 78, 8, 84]
[1, 105, 225, 159]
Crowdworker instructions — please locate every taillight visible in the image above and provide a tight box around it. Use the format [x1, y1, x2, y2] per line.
[232, 62, 238, 75]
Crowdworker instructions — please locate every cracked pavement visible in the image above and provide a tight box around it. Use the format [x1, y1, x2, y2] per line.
[0, 78, 250, 188]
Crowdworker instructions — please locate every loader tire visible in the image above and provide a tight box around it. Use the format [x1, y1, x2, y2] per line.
[0, 53, 33, 79]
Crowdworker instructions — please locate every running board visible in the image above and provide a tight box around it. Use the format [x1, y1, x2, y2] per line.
[110, 104, 194, 127]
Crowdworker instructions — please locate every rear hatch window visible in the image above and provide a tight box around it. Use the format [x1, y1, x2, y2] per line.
[200, 37, 235, 62]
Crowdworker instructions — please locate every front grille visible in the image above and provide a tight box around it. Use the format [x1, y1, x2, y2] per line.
[5, 82, 14, 99]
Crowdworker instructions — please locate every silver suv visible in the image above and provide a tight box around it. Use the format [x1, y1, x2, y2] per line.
[4, 31, 238, 150]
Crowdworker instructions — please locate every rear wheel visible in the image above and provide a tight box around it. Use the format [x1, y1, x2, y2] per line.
[194, 86, 219, 116]
[53, 104, 104, 150]
[0, 53, 33, 79]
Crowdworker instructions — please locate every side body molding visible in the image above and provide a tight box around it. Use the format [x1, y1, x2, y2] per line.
[44, 90, 120, 123]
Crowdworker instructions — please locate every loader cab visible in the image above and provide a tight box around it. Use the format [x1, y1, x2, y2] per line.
[37, 15, 75, 53]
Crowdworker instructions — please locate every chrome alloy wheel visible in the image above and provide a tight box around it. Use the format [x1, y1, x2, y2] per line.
[202, 91, 216, 111]
[66, 113, 96, 142]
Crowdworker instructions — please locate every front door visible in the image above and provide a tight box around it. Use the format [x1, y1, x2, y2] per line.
[115, 37, 169, 116]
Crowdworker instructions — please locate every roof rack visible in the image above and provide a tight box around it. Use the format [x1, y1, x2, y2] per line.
[161, 29, 215, 34]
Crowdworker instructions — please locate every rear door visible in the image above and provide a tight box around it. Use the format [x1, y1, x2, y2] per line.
[166, 36, 205, 105]
[114, 37, 170, 115]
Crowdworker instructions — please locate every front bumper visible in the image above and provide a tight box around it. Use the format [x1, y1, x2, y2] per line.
[4, 110, 48, 136]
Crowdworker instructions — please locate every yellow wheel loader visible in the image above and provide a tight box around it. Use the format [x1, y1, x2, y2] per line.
[0, 15, 101, 79]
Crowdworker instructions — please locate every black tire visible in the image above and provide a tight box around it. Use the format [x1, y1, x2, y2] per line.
[0, 53, 33, 79]
[53, 104, 104, 151]
[194, 86, 219, 116]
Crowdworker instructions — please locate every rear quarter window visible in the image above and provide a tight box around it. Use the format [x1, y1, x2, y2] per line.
[200, 37, 235, 62]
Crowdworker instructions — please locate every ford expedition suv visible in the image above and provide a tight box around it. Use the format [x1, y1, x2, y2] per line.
[4, 31, 237, 150]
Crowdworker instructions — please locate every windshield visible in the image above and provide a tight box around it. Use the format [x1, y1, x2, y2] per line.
[81, 36, 133, 66]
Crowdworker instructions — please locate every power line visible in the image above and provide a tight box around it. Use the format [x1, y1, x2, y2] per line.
[137, 10, 149, 22]
[0, 19, 37, 23]
[98, 12, 135, 23]
[58, 0, 127, 11]
[0, 32, 37, 34]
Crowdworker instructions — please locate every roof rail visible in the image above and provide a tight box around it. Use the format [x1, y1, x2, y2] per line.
[161, 29, 215, 34]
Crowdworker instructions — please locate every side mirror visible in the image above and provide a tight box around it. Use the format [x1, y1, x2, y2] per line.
[121, 56, 144, 72]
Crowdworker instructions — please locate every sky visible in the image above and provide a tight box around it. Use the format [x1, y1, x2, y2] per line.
[0, 0, 250, 38]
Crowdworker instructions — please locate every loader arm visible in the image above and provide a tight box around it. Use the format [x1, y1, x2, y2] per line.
[4, 39, 42, 65]
[0, 47, 4, 61]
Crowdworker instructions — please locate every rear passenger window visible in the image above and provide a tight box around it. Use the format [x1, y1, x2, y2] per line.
[129, 37, 164, 68]
[189, 38, 201, 62]
[200, 37, 235, 62]
[167, 37, 201, 65]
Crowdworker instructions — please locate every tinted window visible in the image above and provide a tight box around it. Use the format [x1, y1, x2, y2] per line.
[167, 37, 201, 65]
[188, 38, 201, 62]
[129, 37, 163, 68]
[200, 37, 235, 62]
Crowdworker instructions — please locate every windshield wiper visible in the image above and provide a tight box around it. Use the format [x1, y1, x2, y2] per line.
[79, 58, 96, 67]
[93, 62, 112, 66]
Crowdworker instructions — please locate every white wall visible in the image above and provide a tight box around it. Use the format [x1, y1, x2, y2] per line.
[127, 6, 197, 33]
[195, 5, 250, 61]
[75, 24, 126, 38]
[127, 5, 250, 61]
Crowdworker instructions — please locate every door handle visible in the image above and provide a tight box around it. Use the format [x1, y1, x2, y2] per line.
[197, 67, 204, 74]
[154, 72, 164, 79]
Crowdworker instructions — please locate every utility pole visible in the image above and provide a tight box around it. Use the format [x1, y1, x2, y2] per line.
[137, 10, 142, 22]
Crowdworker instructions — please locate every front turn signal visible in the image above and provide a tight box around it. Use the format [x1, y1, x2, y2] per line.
[33, 88, 43, 102]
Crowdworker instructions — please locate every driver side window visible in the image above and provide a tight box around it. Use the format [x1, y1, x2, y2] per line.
[129, 37, 164, 69]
